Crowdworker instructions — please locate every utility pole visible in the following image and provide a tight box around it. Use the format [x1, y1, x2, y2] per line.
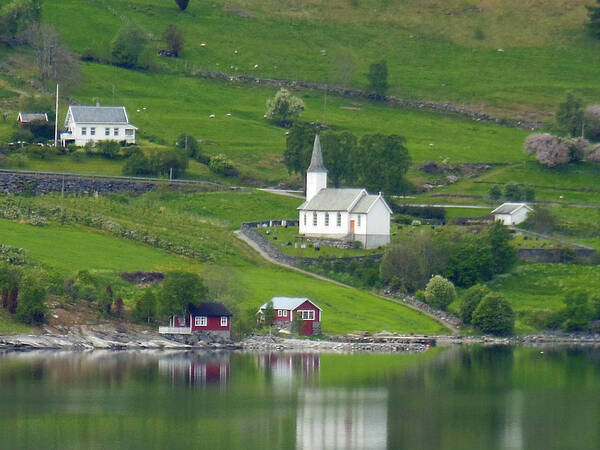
[54, 83, 59, 147]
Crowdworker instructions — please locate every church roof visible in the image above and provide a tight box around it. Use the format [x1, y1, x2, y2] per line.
[307, 133, 327, 173]
[298, 188, 364, 211]
[351, 194, 380, 213]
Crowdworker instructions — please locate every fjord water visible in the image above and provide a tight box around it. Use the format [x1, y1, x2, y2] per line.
[1, 346, 599, 449]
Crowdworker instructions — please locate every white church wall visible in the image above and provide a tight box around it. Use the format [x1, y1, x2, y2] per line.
[300, 210, 349, 237]
[306, 171, 327, 203]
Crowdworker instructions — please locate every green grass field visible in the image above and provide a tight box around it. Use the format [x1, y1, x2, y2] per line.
[41, 0, 600, 117]
[0, 191, 446, 335]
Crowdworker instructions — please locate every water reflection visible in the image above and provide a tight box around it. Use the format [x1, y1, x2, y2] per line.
[255, 353, 320, 389]
[158, 352, 230, 386]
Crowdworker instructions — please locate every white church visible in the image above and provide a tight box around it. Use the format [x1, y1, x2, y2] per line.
[297, 134, 392, 249]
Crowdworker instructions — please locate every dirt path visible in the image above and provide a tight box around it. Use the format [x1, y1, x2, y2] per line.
[234, 230, 459, 334]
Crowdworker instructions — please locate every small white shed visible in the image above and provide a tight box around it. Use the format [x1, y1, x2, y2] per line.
[491, 203, 533, 226]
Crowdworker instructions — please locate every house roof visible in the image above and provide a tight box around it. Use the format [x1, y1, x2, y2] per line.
[18, 112, 48, 122]
[307, 133, 327, 173]
[68, 106, 132, 125]
[491, 203, 533, 215]
[298, 188, 365, 211]
[258, 297, 322, 312]
[188, 302, 232, 317]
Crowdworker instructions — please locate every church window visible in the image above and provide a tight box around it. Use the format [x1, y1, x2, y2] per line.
[325, 213, 329, 226]
[303, 213, 307, 226]
[313, 212, 318, 226]
[336, 212, 341, 227]
[358, 215, 361, 227]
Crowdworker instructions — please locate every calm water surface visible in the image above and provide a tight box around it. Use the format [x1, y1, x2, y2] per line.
[1, 346, 599, 449]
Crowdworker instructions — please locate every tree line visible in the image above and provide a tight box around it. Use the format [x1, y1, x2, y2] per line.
[284, 123, 412, 195]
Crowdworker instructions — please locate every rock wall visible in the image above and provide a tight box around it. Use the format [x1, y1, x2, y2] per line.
[517, 248, 597, 263]
[0, 171, 222, 195]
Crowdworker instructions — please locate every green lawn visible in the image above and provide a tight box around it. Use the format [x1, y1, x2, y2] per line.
[42, 0, 600, 117]
[0, 192, 446, 335]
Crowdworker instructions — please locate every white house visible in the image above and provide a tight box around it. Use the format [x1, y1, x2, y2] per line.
[491, 203, 533, 226]
[297, 134, 392, 249]
[60, 105, 137, 146]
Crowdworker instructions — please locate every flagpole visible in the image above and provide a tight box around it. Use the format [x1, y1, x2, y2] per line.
[54, 83, 59, 147]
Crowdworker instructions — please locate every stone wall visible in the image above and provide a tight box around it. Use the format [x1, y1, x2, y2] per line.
[517, 248, 597, 263]
[0, 171, 224, 195]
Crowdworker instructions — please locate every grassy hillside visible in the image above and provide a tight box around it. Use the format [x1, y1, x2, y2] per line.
[0, 191, 447, 335]
[42, 0, 600, 117]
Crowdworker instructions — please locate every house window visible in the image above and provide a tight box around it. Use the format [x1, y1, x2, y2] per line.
[220, 316, 228, 326]
[105, 128, 110, 136]
[325, 213, 329, 227]
[125, 129, 134, 136]
[303, 213, 307, 226]
[336, 212, 341, 227]
[114, 128, 119, 136]
[312, 212, 317, 226]
[298, 310, 315, 320]
[277, 310, 288, 317]
[358, 215, 361, 227]
[283, 310, 288, 317]
[81, 127, 87, 136]
[195, 316, 207, 326]
[90, 127, 96, 136]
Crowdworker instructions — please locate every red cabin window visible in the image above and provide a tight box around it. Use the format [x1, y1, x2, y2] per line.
[195, 316, 207, 326]
[220, 316, 228, 326]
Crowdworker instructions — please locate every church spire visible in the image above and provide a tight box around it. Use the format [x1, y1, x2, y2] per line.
[307, 133, 327, 173]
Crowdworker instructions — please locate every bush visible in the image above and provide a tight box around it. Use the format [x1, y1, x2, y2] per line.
[150, 149, 188, 178]
[424, 275, 456, 310]
[15, 279, 47, 325]
[459, 284, 490, 324]
[390, 203, 446, 221]
[556, 93, 584, 137]
[584, 105, 600, 141]
[472, 293, 515, 335]
[135, 288, 157, 323]
[265, 88, 305, 127]
[23, 119, 54, 141]
[163, 24, 184, 56]
[175, 0, 189, 11]
[489, 185, 502, 202]
[208, 154, 238, 176]
[111, 25, 148, 68]
[95, 140, 120, 159]
[123, 151, 154, 176]
[12, 128, 34, 143]
[176, 134, 208, 163]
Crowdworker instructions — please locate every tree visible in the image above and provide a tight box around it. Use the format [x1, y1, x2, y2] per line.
[135, 288, 157, 323]
[283, 122, 314, 176]
[160, 271, 208, 316]
[472, 293, 515, 335]
[21, 23, 80, 85]
[489, 185, 502, 203]
[459, 284, 490, 324]
[352, 134, 411, 195]
[587, 0, 600, 38]
[0, 0, 41, 41]
[584, 105, 600, 141]
[263, 301, 274, 328]
[1, 287, 8, 309]
[176, 134, 206, 162]
[23, 119, 54, 140]
[525, 207, 556, 235]
[113, 298, 124, 318]
[111, 25, 148, 68]
[321, 132, 356, 187]
[424, 275, 456, 310]
[556, 94, 584, 137]
[562, 291, 591, 332]
[7, 284, 18, 314]
[523, 133, 571, 168]
[15, 280, 47, 325]
[175, 0, 190, 11]
[208, 154, 238, 176]
[163, 24, 184, 56]
[487, 221, 516, 275]
[150, 149, 188, 178]
[366, 59, 388, 98]
[122, 150, 154, 176]
[265, 88, 305, 127]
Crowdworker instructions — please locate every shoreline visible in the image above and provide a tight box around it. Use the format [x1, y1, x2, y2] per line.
[2, 326, 600, 352]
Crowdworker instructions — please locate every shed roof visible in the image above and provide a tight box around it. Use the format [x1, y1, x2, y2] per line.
[69, 106, 131, 124]
[298, 188, 364, 211]
[188, 302, 232, 317]
[258, 297, 322, 312]
[491, 203, 533, 215]
[18, 112, 48, 122]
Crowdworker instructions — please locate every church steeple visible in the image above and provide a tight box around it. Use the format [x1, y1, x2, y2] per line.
[307, 133, 327, 173]
[306, 133, 328, 202]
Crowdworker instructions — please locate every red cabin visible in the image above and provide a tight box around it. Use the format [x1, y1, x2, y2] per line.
[159, 302, 232, 338]
[258, 297, 322, 336]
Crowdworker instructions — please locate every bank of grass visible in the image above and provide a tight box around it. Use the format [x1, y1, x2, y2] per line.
[0, 311, 31, 335]
[0, 192, 446, 335]
[42, 0, 600, 116]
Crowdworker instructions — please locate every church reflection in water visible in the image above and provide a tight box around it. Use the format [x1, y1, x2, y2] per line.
[158, 353, 230, 386]
[296, 388, 388, 450]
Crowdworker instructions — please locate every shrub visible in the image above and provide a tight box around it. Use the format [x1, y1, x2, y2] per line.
[150, 149, 188, 178]
[459, 284, 490, 324]
[472, 293, 515, 335]
[265, 88, 305, 127]
[163, 24, 184, 56]
[135, 288, 157, 323]
[15, 279, 47, 325]
[95, 140, 120, 159]
[524, 207, 556, 234]
[111, 25, 148, 68]
[424, 275, 456, 310]
[160, 271, 208, 316]
[12, 128, 34, 143]
[562, 291, 592, 332]
[23, 119, 54, 140]
[584, 105, 600, 141]
[556, 93, 584, 137]
[208, 154, 238, 176]
[489, 185, 502, 203]
[176, 134, 208, 163]
[7, 285, 18, 314]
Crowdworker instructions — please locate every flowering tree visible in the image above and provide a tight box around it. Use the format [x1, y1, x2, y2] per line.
[265, 88, 305, 127]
